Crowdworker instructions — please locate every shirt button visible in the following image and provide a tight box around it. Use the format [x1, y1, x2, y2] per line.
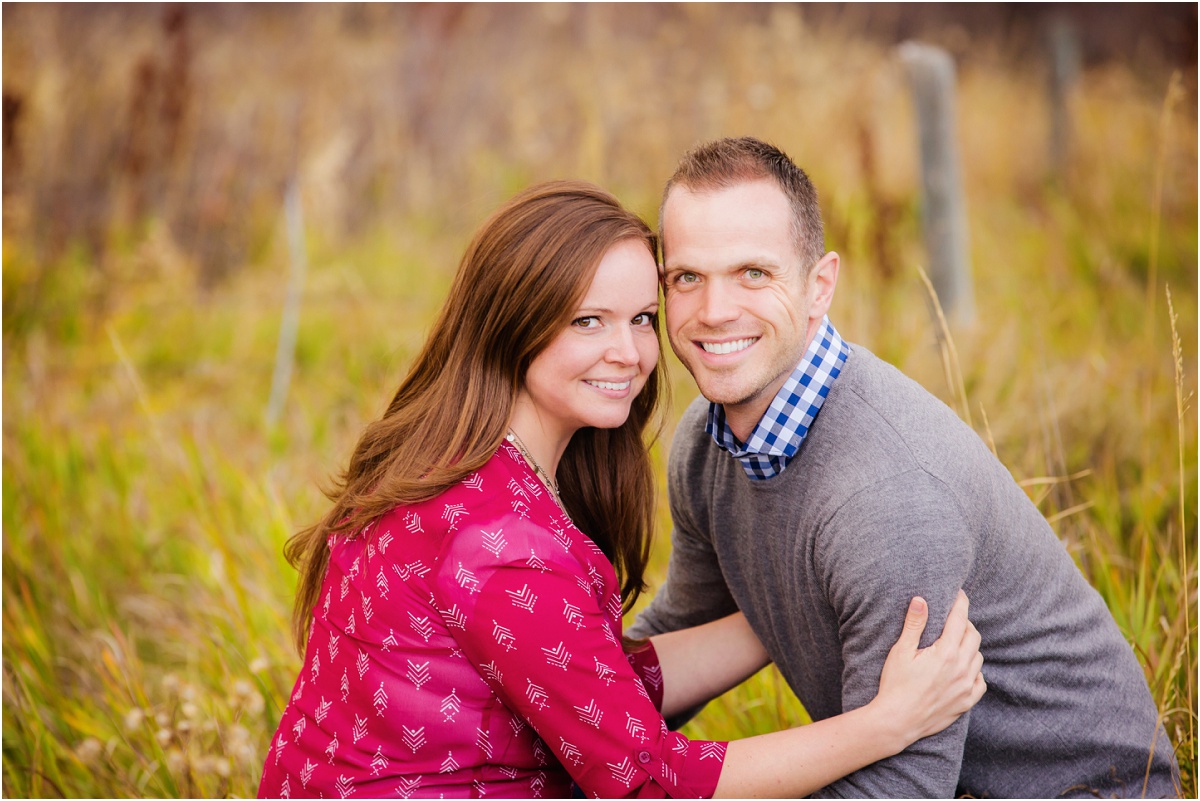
[637, 750, 651, 764]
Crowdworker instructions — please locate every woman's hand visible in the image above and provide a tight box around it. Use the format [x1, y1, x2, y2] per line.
[872, 590, 986, 746]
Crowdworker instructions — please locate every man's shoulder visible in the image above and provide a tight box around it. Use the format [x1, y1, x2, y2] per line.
[667, 395, 723, 480]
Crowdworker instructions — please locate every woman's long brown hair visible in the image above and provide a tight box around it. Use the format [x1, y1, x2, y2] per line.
[285, 181, 664, 652]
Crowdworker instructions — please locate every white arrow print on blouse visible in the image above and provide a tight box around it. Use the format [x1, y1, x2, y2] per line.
[362, 594, 375, 625]
[373, 682, 388, 716]
[574, 699, 604, 729]
[559, 738, 583, 766]
[492, 622, 516, 652]
[511, 499, 530, 518]
[404, 511, 423, 534]
[348, 556, 361, 579]
[531, 771, 547, 796]
[315, 697, 332, 724]
[521, 473, 544, 498]
[437, 602, 467, 630]
[310, 653, 321, 681]
[455, 563, 480, 594]
[353, 715, 370, 745]
[463, 472, 484, 491]
[525, 679, 549, 710]
[607, 757, 636, 788]
[370, 745, 389, 777]
[339, 669, 350, 702]
[476, 728, 493, 759]
[273, 732, 286, 765]
[527, 550, 549, 572]
[625, 712, 647, 743]
[442, 503, 467, 531]
[322, 590, 331, 619]
[327, 634, 340, 663]
[551, 526, 572, 551]
[508, 479, 531, 502]
[375, 568, 389, 599]
[595, 658, 616, 686]
[401, 725, 424, 753]
[346, 609, 356, 636]
[279, 776, 291, 799]
[701, 742, 727, 760]
[355, 650, 369, 679]
[440, 751, 459, 774]
[335, 774, 353, 799]
[396, 776, 421, 799]
[542, 642, 572, 670]
[409, 613, 433, 642]
[480, 660, 503, 684]
[642, 665, 663, 692]
[299, 759, 316, 788]
[507, 584, 537, 612]
[481, 528, 508, 557]
[377, 528, 392, 553]
[563, 601, 585, 629]
[441, 688, 461, 722]
[325, 732, 338, 764]
[407, 660, 431, 690]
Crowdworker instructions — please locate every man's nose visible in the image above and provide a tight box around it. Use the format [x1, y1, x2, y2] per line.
[696, 283, 739, 328]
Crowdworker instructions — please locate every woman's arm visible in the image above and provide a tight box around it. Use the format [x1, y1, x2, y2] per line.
[716, 592, 983, 797]
[651, 612, 771, 718]
[655, 591, 985, 798]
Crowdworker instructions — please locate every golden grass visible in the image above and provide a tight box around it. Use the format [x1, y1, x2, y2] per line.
[3, 5, 1195, 797]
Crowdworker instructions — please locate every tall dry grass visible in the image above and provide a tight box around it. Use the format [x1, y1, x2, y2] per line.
[3, 5, 1196, 797]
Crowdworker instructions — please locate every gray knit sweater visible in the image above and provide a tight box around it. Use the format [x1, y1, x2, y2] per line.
[631, 345, 1179, 798]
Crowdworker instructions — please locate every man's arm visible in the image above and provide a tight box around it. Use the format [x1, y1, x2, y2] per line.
[811, 469, 976, 798]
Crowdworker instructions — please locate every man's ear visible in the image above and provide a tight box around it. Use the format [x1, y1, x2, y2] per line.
[808, 251, 840, 320]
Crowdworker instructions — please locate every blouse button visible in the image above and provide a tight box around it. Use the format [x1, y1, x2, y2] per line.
[636, 750, 652, 764]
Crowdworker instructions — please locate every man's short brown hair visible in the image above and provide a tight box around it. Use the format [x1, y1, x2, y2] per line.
[661, 137, 825, 271]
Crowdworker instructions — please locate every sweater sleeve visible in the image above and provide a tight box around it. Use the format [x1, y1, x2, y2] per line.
[811, 469, 975, 798]
[431, 514, 726, 799]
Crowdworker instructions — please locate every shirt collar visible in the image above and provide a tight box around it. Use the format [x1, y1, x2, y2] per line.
[705, 316, 849, 480]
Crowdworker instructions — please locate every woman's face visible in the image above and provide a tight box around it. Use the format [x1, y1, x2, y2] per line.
[518, 238, 660, 445]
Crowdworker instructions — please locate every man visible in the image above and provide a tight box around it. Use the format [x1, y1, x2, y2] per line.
[630, 137, 1180, 797]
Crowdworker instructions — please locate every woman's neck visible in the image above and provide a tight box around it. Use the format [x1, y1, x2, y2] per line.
[506, 400, 571, 484]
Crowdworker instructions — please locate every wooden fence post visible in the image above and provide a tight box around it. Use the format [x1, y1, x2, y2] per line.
[898, 41, 974, 326]
[266, 177, 308, 430]
[1047, 17, 1081, 178]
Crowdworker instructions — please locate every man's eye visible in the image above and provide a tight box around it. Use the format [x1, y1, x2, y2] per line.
[675, 273, 698, 284]
[745, 268, 765, 280]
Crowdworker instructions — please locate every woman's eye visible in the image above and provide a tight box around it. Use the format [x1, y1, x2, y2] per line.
[632, 312, 657, 326]
[573, 316, 600, 329]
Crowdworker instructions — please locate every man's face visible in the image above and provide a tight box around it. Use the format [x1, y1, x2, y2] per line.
[661, 179, 836, 437]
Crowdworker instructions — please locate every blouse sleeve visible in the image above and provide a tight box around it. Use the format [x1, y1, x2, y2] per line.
[430, 517, 726, 799]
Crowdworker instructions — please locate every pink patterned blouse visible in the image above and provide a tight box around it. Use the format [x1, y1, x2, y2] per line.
[258, 442, 727, 798]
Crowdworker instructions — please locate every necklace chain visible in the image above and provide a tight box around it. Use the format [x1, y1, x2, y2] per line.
[505, 429, 560, 498]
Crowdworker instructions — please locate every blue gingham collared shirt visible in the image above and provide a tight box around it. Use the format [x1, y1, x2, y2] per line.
[706, 316, 850, 480]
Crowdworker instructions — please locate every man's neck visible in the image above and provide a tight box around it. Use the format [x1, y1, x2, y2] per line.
[724, 321, 823, 443]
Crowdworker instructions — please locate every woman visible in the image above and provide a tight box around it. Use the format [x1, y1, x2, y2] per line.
[259, 181, 985, 798]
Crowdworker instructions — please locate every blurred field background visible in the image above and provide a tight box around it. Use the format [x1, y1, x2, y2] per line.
[2, 3, 1196, 797]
